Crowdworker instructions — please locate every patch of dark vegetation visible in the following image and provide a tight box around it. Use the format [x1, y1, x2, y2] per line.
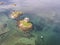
[22, 32, 35, 39]
[3, 24, 7, 28]
[32, 21, 46, 31]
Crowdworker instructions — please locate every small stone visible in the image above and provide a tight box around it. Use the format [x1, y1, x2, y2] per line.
[41, 36, 43, 39]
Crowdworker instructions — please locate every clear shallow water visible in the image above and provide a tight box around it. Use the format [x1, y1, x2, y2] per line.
[0, 11, 60, 45]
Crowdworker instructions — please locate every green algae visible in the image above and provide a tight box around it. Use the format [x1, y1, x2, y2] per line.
[20, 20, 32, 27]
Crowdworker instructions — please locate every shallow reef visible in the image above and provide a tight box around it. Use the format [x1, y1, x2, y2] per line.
[0, 13, 60, 45]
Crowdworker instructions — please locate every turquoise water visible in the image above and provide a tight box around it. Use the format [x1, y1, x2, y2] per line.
[0, 11, 60, 45]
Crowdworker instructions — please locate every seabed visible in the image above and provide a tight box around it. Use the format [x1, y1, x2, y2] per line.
[0, 12, 60, 45]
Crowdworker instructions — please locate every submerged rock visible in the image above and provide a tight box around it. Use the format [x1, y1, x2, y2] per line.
[41, 36, 44, 39]
[17, 17, 33, 32]
[10, 10, 23, 19]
